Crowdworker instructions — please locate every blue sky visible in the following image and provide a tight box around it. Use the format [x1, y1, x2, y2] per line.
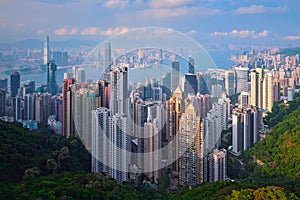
[0, 0, 299, 47]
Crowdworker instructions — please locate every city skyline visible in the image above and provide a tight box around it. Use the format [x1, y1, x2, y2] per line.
[0, 0, 299, 47]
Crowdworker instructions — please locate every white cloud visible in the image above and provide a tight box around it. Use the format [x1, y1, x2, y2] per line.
[81, 27, 100, 35]
[148, 0, 194, 8]
[37, 29, 47, 35]
[283, 36, 300, 41]
[80, 26, 129, 36]
[104, 0, 129, 8]
[138, 6, 223, 19]
[54, 27, 78, 35]
[233, 5, 288, 15]
[100, 26, 129, 36]
[210, 29, 270, 38]
[187, 29, 197, 36]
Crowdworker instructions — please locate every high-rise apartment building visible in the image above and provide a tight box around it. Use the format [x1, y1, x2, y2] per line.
[190, 93, 211, 119]
[24, 93, 35, 120]
[110, 66, 128, 116]
[144, 117, 162, 180]
[250, 68, 264, 109]
[12, 96, 22, 121]
[104, 41, 112, 80]
[76, 68, 86, 83]
[167, 87, 183, 172]
[234, 66, 249, 93]
[203, 148, 227, 183]
[109, 114, 131, 184]
[232, 107, 262, 154]
[178, 104, 204, 186]
[0, 89, 5, 116]
[238, 91, 250, 109]
[263, 72, 274, 112]
[73, 89, 99, 150]
[62, 74, 75, 137]
[203, 106, 221, 155]
[91, 107, 110, 174]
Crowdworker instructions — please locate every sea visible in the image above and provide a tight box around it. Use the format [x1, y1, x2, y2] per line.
[18, 51, 236, 87]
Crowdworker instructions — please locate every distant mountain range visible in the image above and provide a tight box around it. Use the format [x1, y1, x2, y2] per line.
[0, 39, 99, 50]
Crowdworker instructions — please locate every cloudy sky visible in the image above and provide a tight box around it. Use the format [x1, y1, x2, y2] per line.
[0, 0, 299, 46]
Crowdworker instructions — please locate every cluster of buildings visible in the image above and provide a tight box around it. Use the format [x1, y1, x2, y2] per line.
[1, 36, 300, 188]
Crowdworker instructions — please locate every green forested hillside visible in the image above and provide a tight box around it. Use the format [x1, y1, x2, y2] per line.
[0, 122, 90, 183]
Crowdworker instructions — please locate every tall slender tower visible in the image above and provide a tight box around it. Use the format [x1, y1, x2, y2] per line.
[225, 70, 236, 96]
[263, 72, 274, 112]
[178, 103, 204, 186]
[188, 57, 195, 74]
[167, 87, 183, 172]
[110, 66, 128, 116]
[62, 73, 75, 137]
[10, 71, 20, 98]
[104, 41, 112, 80]
[44, 35, 50, 65]
[47, 61, 58, 95]
[171, 61, 180, 92]
[0, 89, 5, 117]
[250, 68, 264, 109]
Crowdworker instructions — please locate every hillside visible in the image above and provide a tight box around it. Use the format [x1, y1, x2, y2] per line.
[0, 121, 90, 183]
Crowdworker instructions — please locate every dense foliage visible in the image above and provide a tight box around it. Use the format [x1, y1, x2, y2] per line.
[0, 122, 90, 183]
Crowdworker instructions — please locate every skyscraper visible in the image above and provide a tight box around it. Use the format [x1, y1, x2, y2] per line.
[76, 68, 86, 83]
[10, 71, 20, 98]
[13, 96, 22, 121]
[184, 73, 198, 96]
[62, 74, 75, 137]
[24, 93, 35, 120]
[97, 79, 110, 108]
[104, 41, 112, 80]
[47, 61, 58, 95]
[225, 70, 236, 96]
[234, 66, 249, 93]
[167, 87, 183, 172]
[203, 106, 221, 155]
[188, 56, 195, 74]
[190, 93, 211, 118]
[211, 149, 227, 182]
[250, 68, 264, 109]
[73, 89, 99, 150]
[232, 107, 262, 154]
[0, 89, 5, 116]
[178, 103, 204, 186]
[44, 35, 50, 65]
[211, 84, 223, 98]
[171, 61, 180, 92]
[53, 51, 63, 66]
[91, 107, 110, 173]
[109, 114, 130, 184]
[0, 78, 8, 91]
[110, 66, 128, 116]
[144, 116, 162, 180]
[238, 91, 250, 109]
[263, 72, 274, 112]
